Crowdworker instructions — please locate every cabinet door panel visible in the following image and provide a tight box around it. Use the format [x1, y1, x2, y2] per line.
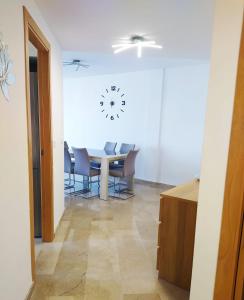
[158, 197, 197, 290]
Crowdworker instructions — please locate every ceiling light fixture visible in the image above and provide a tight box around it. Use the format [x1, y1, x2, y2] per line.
[63, 59, 89, 71]
[112, 35, 162, 58]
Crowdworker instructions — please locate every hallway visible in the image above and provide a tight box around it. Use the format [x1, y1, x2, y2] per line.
[30, 183, 189, 300]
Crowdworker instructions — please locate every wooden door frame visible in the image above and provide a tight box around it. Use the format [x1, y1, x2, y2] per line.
[23, 7, 54, 280]
[214, 17, 244, 299]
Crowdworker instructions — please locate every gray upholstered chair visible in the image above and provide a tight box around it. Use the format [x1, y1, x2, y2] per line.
[64, 141, 69, 150]
[110, 143, 135, 168]
[72, 147, 100, 198]
[64, 140, 75, 158]
[64, 146, 75, 190]
[120, 143, 135, 153]
[90, 141, 117, 169]
[104, 141, 117, 153]
[109, 149, 139, 199]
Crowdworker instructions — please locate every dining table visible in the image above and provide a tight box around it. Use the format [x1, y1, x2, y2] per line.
[72, 148, 132, 200]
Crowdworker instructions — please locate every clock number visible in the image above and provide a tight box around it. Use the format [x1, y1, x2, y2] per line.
[122, 100, 125, 106]
[100, 101, 104, 106]
[111, 85, 116, 91]
[110, 115, 114, 120]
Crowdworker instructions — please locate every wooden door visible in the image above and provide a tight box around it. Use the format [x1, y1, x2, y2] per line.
[214, 15, 244, 299]
[23, 7, 54, 280]
[235, 218, 244, 299]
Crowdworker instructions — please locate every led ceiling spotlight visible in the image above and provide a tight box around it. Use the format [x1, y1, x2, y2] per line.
[112, 35, 162, 58]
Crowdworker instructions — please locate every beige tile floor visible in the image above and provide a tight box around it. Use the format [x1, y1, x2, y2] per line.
[31, 183, 189, 300]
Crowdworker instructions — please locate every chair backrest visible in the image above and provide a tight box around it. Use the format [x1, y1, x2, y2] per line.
[72, 147, 90, 176]
[104, 141, 117, 154]
[64, 147, 72, 173]
[124, 149, 139, 177]
[118, 143, 136, 166]
[64, 141, 69, 150]
[119, 143, 135, 154]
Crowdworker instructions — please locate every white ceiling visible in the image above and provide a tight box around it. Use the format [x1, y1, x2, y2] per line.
[35, 0, 214, 76]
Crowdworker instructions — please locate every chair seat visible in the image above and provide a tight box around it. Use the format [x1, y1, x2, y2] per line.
[109, 163, 120, 169]
[109, 167, 124, 178]
[90, 161, 101, 169]
[89, 168, 100, 177]
[109, 160, 124, 168]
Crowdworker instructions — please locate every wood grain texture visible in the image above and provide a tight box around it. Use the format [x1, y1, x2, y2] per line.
[214, 19, 244, 300]
[157, 180, 198, 290]
[234, 220, 244, 300]
[38, 49, 54, 242]
[23, 6, 54, 280]
[160, 179, 199, 203]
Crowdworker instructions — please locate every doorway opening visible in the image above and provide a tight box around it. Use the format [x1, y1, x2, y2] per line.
[29, 42, 42, 259]
[23, 7, 54, 280]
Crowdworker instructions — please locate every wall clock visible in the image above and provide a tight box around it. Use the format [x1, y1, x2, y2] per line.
[99, 85, 126, 120]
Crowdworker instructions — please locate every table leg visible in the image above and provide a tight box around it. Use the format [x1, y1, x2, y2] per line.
[100, 157, 109, 200]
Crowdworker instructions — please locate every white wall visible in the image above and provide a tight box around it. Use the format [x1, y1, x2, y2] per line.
[64, 65, 209, 185]
[0, 1, 64, 299]
[159, 64, 209, 185]
[64, 69, 164, 182]
[190, 0, 244, 299]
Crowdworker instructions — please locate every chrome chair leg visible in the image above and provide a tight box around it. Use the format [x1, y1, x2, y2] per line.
[64, 172, 75, 192]
[110, 176, 135, 200]
[79, 175, 100, 199]
[98, 176, 100, 195]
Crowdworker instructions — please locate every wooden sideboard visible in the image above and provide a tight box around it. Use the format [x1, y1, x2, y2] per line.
[157, 179, 199, 290]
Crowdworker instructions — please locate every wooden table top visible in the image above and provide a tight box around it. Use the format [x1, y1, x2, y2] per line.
[160, 179, 199, 203]
[87, 149, 127, 161]
[87, 149, 125, 158]
[70, 148, 127, 160]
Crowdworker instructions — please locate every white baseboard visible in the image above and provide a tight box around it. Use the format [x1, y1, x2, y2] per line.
[134, 178, 174, 189]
